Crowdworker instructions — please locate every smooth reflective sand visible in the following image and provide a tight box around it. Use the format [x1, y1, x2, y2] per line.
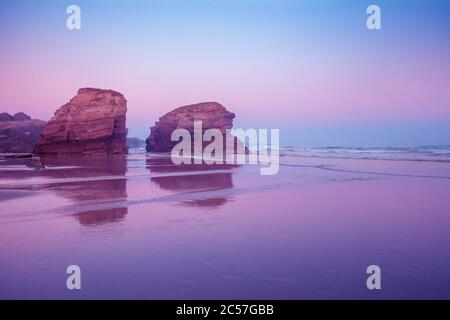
[1, 153, 450, 299]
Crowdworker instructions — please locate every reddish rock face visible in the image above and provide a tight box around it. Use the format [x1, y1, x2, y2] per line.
[146, 102, 236, 152]
[0, 113, 45, 153]
[34, 88, 128, 155]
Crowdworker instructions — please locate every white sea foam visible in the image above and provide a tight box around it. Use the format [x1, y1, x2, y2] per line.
[279, 145, 450, 162]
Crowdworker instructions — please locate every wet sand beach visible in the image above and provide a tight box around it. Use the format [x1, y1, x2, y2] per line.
[1, 152, 450, 299]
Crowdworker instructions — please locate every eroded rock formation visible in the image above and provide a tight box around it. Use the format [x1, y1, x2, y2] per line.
[34, 88, 128, 155]
[146, 102, 237, 153]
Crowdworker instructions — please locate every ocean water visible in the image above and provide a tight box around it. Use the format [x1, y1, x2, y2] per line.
[0, 147, 450, 299]
[279, 145, 450, 162]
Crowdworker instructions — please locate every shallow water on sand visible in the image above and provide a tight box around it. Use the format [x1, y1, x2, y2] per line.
[1, 153, 450, 299]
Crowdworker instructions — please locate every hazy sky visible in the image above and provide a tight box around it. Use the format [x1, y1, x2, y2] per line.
[1, 0, 449, 146]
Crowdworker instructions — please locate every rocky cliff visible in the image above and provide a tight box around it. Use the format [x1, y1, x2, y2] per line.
[34, 88, 128, 155]
[0, 113, 45, 153]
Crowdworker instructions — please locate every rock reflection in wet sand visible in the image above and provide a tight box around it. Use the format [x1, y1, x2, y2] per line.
[147, 157, 236, 208]
[76, 208, 128, 226]
[40, 155, 128, 226]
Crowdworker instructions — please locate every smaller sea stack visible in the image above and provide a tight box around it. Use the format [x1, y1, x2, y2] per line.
[146, 102, 236, 153]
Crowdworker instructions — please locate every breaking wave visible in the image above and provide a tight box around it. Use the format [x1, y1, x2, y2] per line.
[279, 145, 450, 162]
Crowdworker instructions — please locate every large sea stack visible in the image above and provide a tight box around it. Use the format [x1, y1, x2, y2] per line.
[34, 88, 128, 155]
[0, 113, 45, 153]
[146, 102, 236, 153]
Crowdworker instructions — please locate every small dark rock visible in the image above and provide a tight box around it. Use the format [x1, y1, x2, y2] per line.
[26, 157, 45, 170]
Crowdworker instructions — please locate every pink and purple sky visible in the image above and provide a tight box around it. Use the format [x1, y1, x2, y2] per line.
[1, 0, 449, 146]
